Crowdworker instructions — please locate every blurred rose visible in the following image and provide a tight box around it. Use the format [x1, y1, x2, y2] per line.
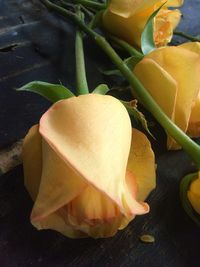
[102, 0, 183, 48]
[23, 94, 156, 238]
[133, 42, 200, 149]
[188, 172, 200, 215]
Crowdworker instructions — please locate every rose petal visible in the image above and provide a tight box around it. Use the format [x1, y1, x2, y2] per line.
[109, 0, 164, 18]
[180, 42, 200, 55]
[188, 173, 200, 215]
[32, 211, 86, 238]
[39, 94, 138, 216]
[127, 129, 156, 202]
[154, 9, 181, 46]
[23, 125, 42, 200]
[65, 185, 132, 238]
[31, 139, 87, 222]
[146, 46, 200, 149]
[187, 92, 200, 137]
[164, 0, 184, 7]
[134, 57, 177, 121]
[68, 185, 120, 221]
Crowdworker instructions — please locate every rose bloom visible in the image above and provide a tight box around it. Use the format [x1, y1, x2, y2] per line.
[102, 0, 183, 48]
[188, 172, 200, 215]
[23, 94, 156, 238]
[133, 42, 200, 150]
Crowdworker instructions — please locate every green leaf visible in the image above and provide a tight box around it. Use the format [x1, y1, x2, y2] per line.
[141, 3, 166, 55]
[180, 172, 200, 227]
[121, 100, 153, 137]
[98, 67, 122, 77]
[17, 81, 74, 103]
[124, 55, 143, 70]
[92, 84, 110, 95]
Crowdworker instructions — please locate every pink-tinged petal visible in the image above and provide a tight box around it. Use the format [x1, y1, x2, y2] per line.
[127, 129, 156, 202]
[32, 211, 86, 239]
[68, 185, 120, 222]
[146, 46, 200, 149]
[31, 139, 87, 223]
[23, 125, 42, 200]
[65, 185, 133, 238]
[39, 94, 135, 216]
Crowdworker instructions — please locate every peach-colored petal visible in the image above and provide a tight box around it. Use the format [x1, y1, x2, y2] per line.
[134, 57, 177, 122]
[146, 46, 200, 149]
[127, 129, 156, 202]
[65, 185, 133, 238]
[39, 94, 143, 216]
[180, 42, 200, 55]
[68, 185, 120, 221]
[187, 91, 200, 138]
[154, 9, 181, 47]
[103, 0, 180, 48]
[32, 211, 86, 239]
[133, 56, 179, 149]
[31, 139, 87, 223]
[103, 8, 146, 47]
[188, 172, 200, 215]
[164, 0, 184, 7]
[109, 0, 163, 18]
[23, 125, 42, 200]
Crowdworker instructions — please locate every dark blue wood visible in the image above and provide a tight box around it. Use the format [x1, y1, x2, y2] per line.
[0, 1, 200, 266]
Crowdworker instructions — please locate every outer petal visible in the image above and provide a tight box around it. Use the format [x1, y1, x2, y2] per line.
[32, 211, 86, 239]
[39, 94, 145, 216]
[180, 42, 200, 55]
[109, 0, 163, 18]
[31, 139, 87, 223]
[164, 0, 184, 7]
[126, 129, 156, 202]
[187, 92, 200, 137]
[133, 57, 178, 149]
[134, 58, 177, 120]
[23, 125, 42, 200]
[179, 43, 200, 137]
[188, 173, 200, 215]
[146, 46, 200, 149]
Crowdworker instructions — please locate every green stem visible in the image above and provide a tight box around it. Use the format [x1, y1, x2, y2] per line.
[73, 0, 106, 10]
[174, 31, 200, 42]
[75, 7, 89, 95]
[108, 35, 143, 58]
[40, 0, 200, 168]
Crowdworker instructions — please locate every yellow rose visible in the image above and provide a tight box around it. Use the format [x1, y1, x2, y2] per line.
[133, 42, 200, 149]
[102, 0, 183, 48]
[188, 172, 200, 215]
[23, 94, 156, 238]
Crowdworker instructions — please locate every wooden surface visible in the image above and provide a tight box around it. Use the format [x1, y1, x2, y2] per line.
[1, 1, 200, 266]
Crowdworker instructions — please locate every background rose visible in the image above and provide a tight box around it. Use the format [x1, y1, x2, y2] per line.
[102, 0, 183, 48]
[23, 94, 156, 238]
[188, 172, 200, 215]
[133, 42, 200, 149]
